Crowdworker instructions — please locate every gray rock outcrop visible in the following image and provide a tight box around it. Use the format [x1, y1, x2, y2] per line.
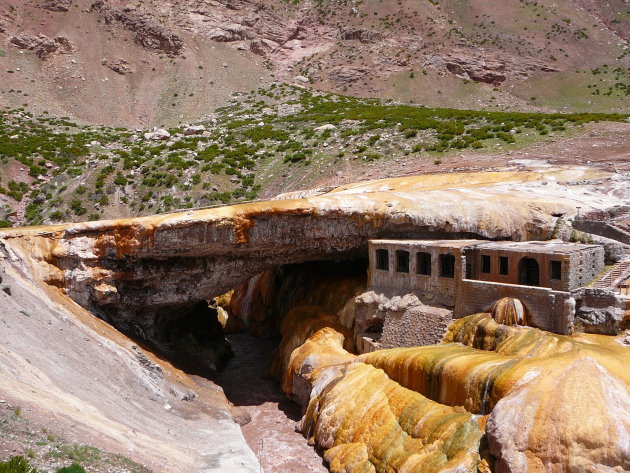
[90, 1, 184, 56]
[10, 32, 74, 59]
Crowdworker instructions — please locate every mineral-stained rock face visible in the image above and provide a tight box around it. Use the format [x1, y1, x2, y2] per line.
[490, 297, 528, 326]
[288, 311, 630, 473]
[301, 361, 487, 473]
[1, 169, 628, 472]
[0, 169, 616, 342]
[229, 260, 366, 338]
[285, 327, 354, 407]
[226, 244, 630, 473]
[486, 356, 630, 473]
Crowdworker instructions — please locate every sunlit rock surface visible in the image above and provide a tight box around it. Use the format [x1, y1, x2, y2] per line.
[352, 315, 630, 472]
[490, 297, 528, 326]
[269, 284, 629, 473]
[302, 361, 487, 473]
[0, 168, 617, 341]
[285, 327, 354, 407]
[0, 241, 260, 473]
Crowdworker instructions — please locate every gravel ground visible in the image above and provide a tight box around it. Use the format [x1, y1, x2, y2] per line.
[219, 334, 329, 473]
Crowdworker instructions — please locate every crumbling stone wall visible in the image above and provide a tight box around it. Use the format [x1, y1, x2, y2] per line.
[455, 279, 575, 334]
[574, 287, 630, 334]
[353, 292, 452, 352]
[368, 240, 475, 308]
[378, 295, 453, 348]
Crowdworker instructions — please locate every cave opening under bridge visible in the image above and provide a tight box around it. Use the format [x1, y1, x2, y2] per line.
[128, 258, 368, 473]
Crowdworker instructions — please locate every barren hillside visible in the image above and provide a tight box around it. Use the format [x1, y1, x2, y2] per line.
[0, 0, 628, 128]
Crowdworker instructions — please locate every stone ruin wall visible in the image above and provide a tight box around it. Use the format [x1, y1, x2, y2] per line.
[367, 241, 469, 308]
[566, 247, 605, 290]
[379, 302, 453, 349]
[454, 279, 575, 334]
[573, 286, 630, 334]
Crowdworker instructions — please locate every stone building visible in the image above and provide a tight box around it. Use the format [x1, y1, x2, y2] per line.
[366, 239, 606, 339]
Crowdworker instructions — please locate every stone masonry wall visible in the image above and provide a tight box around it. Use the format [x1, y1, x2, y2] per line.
[573, 220, 630, 245]
[573, 287, 630, 334]
[567, 247, 605, 290]
[379, 296, 453, 348]
[353, 293, 453, 353]
[368, 241, 472, 308]
[455, 279, 575, 334]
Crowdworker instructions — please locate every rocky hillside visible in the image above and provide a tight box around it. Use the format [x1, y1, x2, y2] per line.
[0, 0, 628, 129]
[0, 84, 627, 227]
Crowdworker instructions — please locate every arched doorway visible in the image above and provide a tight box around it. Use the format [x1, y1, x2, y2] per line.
[518, 257, 540, 286]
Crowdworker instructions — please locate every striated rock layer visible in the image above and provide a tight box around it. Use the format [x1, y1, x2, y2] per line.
[0, 168, 616, 342]
[302, 360, 488, 473]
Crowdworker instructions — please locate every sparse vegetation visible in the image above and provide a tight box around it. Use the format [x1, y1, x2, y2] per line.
[0, 407, 151, 473]
[0, 84, 626, 226]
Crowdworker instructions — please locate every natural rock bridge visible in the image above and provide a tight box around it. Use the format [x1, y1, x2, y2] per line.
[0, 169, 620, 340]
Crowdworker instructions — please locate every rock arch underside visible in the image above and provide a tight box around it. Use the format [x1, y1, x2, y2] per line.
[1, 168, 629, 473]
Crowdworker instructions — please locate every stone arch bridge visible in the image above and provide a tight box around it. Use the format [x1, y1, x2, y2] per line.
[0, 170, 617, 340]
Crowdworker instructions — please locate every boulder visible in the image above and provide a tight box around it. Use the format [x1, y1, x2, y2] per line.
[293, 75, 309, 84]
[184, 125, 206, 136]
[314, 124, 336, 132]
[37, 0, 72, 12]
[101, 58, 133, 75]
[144, 129, 171, 141]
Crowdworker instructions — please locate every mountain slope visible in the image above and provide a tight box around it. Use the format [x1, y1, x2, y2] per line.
[0, 0, 628, 128]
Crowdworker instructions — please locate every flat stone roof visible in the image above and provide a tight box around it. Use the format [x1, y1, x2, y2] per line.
[369, 239, 485, 249]
[474, 240, 601, 254]
[370, 239, 600, 254]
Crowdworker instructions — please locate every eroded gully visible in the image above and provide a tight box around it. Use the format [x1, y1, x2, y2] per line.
[217, 333, 328, 473]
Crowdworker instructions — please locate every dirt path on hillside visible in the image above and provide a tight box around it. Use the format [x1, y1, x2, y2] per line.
[218, 334, 328, 473]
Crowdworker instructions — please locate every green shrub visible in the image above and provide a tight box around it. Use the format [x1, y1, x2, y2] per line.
[0, 456, 38, 473]
[69, 199, 87, 216]
[242, 124, 289, 142]
[56, 464, 87, 473]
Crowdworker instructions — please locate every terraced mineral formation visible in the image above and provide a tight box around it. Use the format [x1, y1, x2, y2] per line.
[288, 312, 630, 473]
[302, 360, 488, 473]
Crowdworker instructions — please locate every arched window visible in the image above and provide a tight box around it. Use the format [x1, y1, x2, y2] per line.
[439, 254, 455, 278]
[375, 249, 389, 271]
[396, 250, 410, 273]
[518, 257, 540, 286]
